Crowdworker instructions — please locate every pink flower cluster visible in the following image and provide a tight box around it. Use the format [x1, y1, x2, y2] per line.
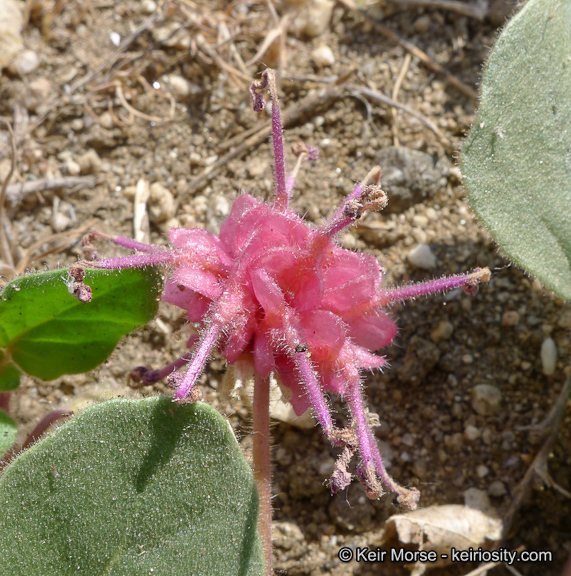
[88, 70, 489, 508]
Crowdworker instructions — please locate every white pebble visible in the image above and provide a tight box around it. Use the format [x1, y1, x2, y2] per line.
[149, 182, 177, 223]
[488, 480, 507, 497]
[8, 49, 40, 75]
[312, 45, 335, 67]
[289, 0, 334, 38]
[477, 465, 490, 478]
[142, 0, 157, 13]
[464, 425, 481, 442]
[109, 32, 121, 47]
[408, 243, 437, 269]
[471, 384, 502, 416]
[540, 338, 557, 376]
[464, 487, 493, 513]
[162, 74, 194, 99]
[430, 319, 454, 343]
[64, 160, 81, 176]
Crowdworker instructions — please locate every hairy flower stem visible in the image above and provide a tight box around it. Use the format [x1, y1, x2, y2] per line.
[251, 69, 287, 210]
[252, 372, 272, 576]
[293, 350, 336, 437]
[379, 267, 491, 304]
[174, 322, 221, 401]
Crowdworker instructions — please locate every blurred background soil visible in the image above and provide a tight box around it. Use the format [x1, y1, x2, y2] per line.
[1, 0, 569, 574]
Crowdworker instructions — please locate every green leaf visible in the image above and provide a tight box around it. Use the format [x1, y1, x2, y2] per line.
[0, 362, 21, 391]
[0, 408, 17, 456]
[0, 267, 162, 379]
[461, 0, 571, 299]
[0, 397, 264, 576]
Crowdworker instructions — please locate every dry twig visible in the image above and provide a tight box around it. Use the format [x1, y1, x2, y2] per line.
[6, 175, 96, 205]
[385, 0, 488, 20]
[337, 0, 479, 100]
[502, 373, 571, 539]
[391, 53, 412, 147]
[348, 84, 453, 149]
[0, 120, 16, 270]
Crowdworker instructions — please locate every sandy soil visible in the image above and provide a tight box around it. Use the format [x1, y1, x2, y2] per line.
[1, 1, 569, 574]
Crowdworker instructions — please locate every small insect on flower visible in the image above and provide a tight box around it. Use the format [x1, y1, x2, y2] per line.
[85, 69, 489, 510]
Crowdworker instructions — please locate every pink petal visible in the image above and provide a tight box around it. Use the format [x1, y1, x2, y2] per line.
[322, 249, 382, 312]
[169, 228, 233, 269]
[275, 355, 310, 416]
[350, 345, 387, 370]
[162, 279, 211, 322]
[172, 267, 223, 300]
[346, 311, 397, 350]
[299, 310, 346, 362]
[222, 313, 258, 364]
[250, 269, 286, 315]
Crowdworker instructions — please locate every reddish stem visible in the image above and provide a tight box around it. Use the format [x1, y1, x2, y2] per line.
[21, 409, 73, 452]
[0, 392, 10, 414]
[252, 372, 272, 576]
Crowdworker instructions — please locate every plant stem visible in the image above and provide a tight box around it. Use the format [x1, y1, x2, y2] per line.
[252, 373, 272, 575]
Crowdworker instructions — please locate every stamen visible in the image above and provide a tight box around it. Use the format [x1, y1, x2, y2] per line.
[320, 166, 386, 237]
[173, 321, 222, 402]
[293, 347, 336, 437]
[250, 70, 287, 211]
[88, 251, 176, 269]
[129, 353, 193, 388]
[89, 230, 161, 253]
[378, 267, 491, 305]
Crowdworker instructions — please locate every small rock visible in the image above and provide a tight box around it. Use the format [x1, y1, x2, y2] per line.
[99, 111, 114, 129]
[0, 0, 24, 71]
[26, 77, 52, 111]
[288, 0, 334, 38]
[444, 432, 464, 452]
[397, 335, 440, 384]
[8, 49, 40, 75]
[477, 465, 490, 478]
[63, 160, 81, 176]
[149, 182, 177, 223]
[312, 45, 335, 67]
[488, 480, 507, 497]
[464, 487, 494, 514]
[471, 384, 502, 416]
[411, 227, 427, 244]
[540, 338, 557, 376]
[557, 309, 571, 329]
[408, 243, 437, 269]
[247, 158, 266, 178]
[413, 14, 432, 33]
[464, 425, 481, 442]
[501, 310, 520, 327]
[430, 319, 454, 343]
[340, 232, 357, 249]
[77, 149, 102, 174]
[109, 31, 121, 47]
[482, 428, 493, 445]
[142, 0, 157, 13]
[374, 147, 449, 213]
[162, 74, 198, 100]
[272, 522, 304, 551]
[462, 354, 474, 365]
[412, 214, 428, 227]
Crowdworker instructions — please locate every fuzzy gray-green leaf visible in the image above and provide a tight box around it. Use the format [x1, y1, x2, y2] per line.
[461, 0, 571, 299]
[0, 397, 264, 576]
